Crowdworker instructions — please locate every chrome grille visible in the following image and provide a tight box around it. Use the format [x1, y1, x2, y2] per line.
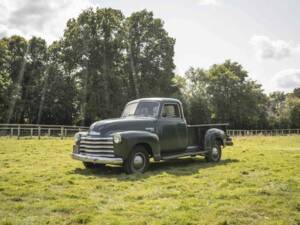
[79, 136, 115, 157]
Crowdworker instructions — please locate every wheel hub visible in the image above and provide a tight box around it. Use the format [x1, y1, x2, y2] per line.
[133, 153, 145, 170]
[212, 147, 219, 159]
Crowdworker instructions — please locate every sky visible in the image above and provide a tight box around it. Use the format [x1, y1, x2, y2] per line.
[0, 0, 300, 93]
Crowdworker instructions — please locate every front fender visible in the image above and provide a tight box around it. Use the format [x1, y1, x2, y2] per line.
[204, 128, 226, 152]
[113, 131, 161, 161]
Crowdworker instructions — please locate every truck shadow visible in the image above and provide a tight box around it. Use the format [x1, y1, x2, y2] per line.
[71, 158, 239, 179]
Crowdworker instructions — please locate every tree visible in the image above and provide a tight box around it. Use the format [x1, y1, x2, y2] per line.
[267, 91, 288, 128]
[37, 41, 76, 125]
[0, 39, 12, 122]
[63, 8, 127, 125]
[125, 10, 176, 98]
[288, 97, 300, 128]
[3, 36, 28, 123]
[183, 60, 268, 129]
[183, 68, 211, 124]
[20, 37, 48, 123]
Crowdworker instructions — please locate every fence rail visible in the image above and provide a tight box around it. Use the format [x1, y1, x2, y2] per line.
[0, 124, 299, 139]
[0, 124, 88, 139]
[227, 129, 300, 136]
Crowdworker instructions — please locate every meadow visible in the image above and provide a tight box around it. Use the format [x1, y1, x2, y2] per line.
[0, 136, 299, 225]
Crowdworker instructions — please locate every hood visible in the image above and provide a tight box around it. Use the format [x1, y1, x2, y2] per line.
[89, 117, 156, 137]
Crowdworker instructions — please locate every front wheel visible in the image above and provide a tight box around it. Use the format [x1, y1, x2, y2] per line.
[205, 143, 222, 162]
[123, 145, 149, 174]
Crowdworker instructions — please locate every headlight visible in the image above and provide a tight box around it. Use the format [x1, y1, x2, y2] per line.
[74, 132, 81, 142]
[113, 133, 122, 144]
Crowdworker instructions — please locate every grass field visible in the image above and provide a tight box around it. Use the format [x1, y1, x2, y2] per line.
[0, 136, 299, 225]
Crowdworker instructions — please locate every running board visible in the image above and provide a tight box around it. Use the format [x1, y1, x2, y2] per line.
[161, 151, 207, 160]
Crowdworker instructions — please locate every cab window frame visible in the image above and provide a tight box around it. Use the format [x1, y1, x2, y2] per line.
[160, 102, 182, 119]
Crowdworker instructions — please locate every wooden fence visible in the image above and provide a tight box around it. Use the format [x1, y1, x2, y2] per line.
[227, 129, 300, 136]
[0, 124, 299, 139]
[0, 124, 88, 139]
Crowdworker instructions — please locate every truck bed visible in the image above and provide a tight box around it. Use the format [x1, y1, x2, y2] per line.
[187, 123, 229, 149]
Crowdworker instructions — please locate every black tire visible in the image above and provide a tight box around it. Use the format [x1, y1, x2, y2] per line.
[205, 142, 222, 162]
[83, 162, 106, 169]
[123, 145, 150, 174]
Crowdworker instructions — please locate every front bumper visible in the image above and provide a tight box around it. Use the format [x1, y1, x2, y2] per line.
[72, 153, 123, 165]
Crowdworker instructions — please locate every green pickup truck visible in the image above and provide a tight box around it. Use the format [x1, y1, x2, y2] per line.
[72, 98, 233, 174]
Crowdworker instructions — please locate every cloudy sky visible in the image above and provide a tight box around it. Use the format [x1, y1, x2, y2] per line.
[1, 0, 300, 93]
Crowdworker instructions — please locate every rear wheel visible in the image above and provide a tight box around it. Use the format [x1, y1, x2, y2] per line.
[205, 142, 222, 162]
[124, 145, 149, 174]
[83, 162, 106, 169]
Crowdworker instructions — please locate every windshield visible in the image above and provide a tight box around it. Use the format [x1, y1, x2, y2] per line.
[121, 101, 160, 118]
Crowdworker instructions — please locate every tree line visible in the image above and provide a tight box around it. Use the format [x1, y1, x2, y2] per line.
[0, 8, 299, 129]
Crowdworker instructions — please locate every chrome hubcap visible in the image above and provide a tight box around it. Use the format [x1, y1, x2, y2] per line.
[133, 153, 145, 170]
[212, 147, 219, 159]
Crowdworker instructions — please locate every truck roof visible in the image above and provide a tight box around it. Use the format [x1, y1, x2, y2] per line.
[127, 97, 182, 105]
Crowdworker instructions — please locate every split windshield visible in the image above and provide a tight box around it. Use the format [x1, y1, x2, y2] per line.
[121, 102, 160, 118]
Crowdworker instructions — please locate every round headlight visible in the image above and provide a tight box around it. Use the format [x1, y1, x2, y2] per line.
[74, 132, 81, 141]
[113, 133, 122, 144]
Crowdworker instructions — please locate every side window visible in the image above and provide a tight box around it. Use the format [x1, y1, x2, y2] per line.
[162, 104, 181, 118]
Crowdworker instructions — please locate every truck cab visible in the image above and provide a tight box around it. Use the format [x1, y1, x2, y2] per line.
[72, 98, 233, 173]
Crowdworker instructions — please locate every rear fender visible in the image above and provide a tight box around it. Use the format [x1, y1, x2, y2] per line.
[113, 131, 161, 161]
[204, 128, 226, 152]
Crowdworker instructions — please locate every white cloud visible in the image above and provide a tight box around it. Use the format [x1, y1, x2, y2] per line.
[0, 0, 93, 43]
[197, 0, 221, 6]
[250, 35, 300, 60]
[273, 69, 300, 92]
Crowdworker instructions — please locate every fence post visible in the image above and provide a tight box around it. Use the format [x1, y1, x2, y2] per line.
[38, 126, 41, 139]
[17, 125, 20, 139]
[61, 126, 64, 140]
[10, 128, 13, 137]
[48, 128, 51, 137]
[30, 128, 33, 138]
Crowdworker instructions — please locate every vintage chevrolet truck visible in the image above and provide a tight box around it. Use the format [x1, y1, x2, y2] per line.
[72, 98, 233, 173]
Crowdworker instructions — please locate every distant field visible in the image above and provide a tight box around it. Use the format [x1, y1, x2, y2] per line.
[0, 136, 299, 225]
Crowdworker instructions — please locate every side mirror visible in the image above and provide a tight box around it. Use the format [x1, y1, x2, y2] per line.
[162, 112, 167, 117]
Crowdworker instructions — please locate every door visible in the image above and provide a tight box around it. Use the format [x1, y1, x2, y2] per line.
[158, 103, 188, 153]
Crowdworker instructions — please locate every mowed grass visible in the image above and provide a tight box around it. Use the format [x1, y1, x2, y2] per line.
[0, 136, 299, 225]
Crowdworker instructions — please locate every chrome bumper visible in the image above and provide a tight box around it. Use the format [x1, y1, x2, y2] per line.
[72, 153, 123, 165]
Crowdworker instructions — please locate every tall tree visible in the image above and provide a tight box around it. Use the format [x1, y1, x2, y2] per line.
[125, 10, 176, 98]
[0, 39, 12, 122]
[184, 60, 268, 128]
[20, 37, 48, 123]
[3, 36, 28, 123]
[37, 41, 76, 125]
[63, 8, 126, 125]
[184, 68, 211, 124]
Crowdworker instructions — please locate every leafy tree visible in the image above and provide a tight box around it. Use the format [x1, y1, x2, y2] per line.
[125, 10, 176, 98]
[63, 8, 127, 125]
[267, 91, 288, 128]
[183, 61, 268, 128]
[37, 41, 76, 125]
[288, 97, 300, 128]
[183, 68, 211, 124]
[20, 37, 48, 123]
[3, 36, 28, 123]
[0, 39, 12, 122]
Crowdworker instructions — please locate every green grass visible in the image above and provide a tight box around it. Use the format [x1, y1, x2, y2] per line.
[0, 136, 299, 225]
